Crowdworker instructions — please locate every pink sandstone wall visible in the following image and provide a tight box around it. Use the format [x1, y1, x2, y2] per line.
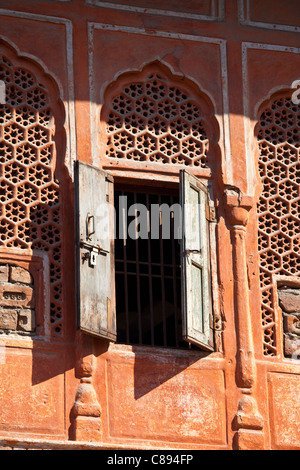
[0, 0, 299, 450]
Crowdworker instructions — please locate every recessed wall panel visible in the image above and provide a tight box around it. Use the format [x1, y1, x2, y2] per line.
[107, 357, 227, 445]
[268, 372, 300, 449]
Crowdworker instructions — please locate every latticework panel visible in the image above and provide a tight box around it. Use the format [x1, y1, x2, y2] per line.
[0, 54, 63, 338]
[104, 71, 210, 168]
[257, 95, 300, 356]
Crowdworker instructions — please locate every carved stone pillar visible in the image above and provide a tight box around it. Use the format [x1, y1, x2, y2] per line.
[71, 332, 101, 442]
[224, 188, 264, 450]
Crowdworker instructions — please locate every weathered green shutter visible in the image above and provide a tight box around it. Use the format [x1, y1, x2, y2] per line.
[74, 161, 116, 341]
[180, 169, 213, 350]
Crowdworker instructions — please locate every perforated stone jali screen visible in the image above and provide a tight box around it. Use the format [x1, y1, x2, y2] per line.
[0, 53, 63, 338]
[257, 95, 300, 356]
[104, 70, 211, 168]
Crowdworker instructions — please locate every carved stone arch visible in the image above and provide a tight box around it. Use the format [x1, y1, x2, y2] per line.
[99, 60, 221, 180]
[0, 36, 67, 168]
[0, 38, 68, 339]
[254, 88, 300, 357]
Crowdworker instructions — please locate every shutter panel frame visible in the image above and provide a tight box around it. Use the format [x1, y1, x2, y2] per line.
[180, 169, 214, 351]
[74, 160, 116, 341]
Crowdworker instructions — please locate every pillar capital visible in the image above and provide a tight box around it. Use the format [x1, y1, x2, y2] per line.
[224, 187, 254, 227]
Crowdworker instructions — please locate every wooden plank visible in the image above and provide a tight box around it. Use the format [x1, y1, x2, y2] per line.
[180, 169, 213, 350]
[74, 161, 116, 341]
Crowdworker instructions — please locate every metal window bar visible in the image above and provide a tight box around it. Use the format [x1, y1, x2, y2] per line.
[158, 194, 167, 347]
[170, 194, 179, 348]
[121, 193, 130, 344]
[146, 193, 155, 346]
[115, 189, 184, 348]
[133, 192, 142, 345]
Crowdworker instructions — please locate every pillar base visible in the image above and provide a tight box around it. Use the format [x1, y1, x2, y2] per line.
[73, 416, 101, 442]
[235, 395, 263, 430]
[234, 429, 265, 450]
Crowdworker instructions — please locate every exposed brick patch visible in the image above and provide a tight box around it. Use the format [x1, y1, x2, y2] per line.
[10, 266, 32, 285]
[0, 309, 18, 330]
[0, 264, 35, 335]
[0, 283, 35, 308]
[278, 287, 300, 359]
[0, 265, 9, 283]
[278, 289, 300, 314]
[284, 314, 300, 335]
[18, 309, 36, 332]
[284, 335, 300, 358]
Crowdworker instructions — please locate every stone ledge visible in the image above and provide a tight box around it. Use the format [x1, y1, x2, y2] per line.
[0, 437, 176, 451]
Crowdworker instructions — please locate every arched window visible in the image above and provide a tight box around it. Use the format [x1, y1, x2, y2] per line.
[99, 62, 218, 176]
[75, 62, 219, 351]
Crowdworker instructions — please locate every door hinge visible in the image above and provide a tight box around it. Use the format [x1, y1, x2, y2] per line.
[206, 204, 216, 222]
[213, 315, 222, 331]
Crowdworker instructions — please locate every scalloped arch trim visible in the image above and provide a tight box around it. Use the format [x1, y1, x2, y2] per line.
[100, 60, 220, 170]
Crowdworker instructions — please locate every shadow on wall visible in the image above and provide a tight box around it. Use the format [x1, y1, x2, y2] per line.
[0, 38, 76, 387]
[132, 346, 211, 399]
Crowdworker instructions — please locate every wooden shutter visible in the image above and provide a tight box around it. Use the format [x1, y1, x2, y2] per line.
[180, 169, 214, 350]
[74, 161, 116, 341]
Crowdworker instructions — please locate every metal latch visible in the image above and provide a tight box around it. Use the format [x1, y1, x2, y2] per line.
[82, 212, 110, 266]
[80, 240, 109, 267]
[86, 213, 95, 240]
[89, 247, 98, 266]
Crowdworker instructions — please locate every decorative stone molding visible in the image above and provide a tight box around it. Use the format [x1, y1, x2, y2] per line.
[99, 60, 220, 179]
[0, 263, 35, 334]
[224, 187, 264, 449]
[71, 332, 101, 442]
[224, 187, 256, 391]
[234, 395, 263, 431]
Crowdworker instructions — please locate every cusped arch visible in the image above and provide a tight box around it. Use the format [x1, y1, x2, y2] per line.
[0, 36, 66, 169]
[99, 60, 220, 174]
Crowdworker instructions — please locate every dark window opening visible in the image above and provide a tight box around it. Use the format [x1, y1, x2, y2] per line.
[115, 187, 191, 349]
